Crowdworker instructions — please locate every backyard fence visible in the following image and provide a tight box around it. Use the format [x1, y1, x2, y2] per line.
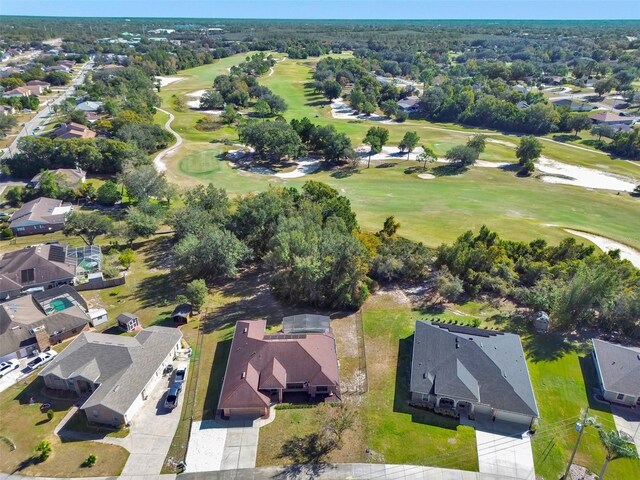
[75, 276, 125, 291]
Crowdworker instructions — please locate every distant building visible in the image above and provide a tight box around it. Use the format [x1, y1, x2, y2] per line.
[53, 122, 96, 140]
[516, 101, 531, 110]
[550, 98, 593, 112]
[2, 86, 31, 98]
[26, 80, 51, 88]
[397, 96, 420, 112]
[76, 101, 103, 112]
[589, 111, 634, 126]
[9, 197, 73, 236]
[40, 326, 182, 426]
[0, 285, 91, 361]
[591, 339, 640, 407]
[29, 168, 86, 190]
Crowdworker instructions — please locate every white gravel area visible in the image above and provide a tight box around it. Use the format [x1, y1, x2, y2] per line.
[537, 156, 637, 192]
[155, 76, 185, 87]
[565, 229, 640, 268]
[417, 173, 435, 180]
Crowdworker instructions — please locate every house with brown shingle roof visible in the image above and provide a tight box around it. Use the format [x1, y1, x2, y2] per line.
[218, 317, 340, 418]
[9, 197, 73, 236]
[29, 168, 86, 190]
[0, 243, 76, 300]
[0, 285, 90, 362]
[2, 86, 31, 98]
[53, 122, 96, 140]
[26, 80, 51, 88]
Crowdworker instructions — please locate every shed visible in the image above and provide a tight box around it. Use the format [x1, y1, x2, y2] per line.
[117, 313, 140, 332]
[171, 304, 193, 323]
[88, 308, 108, 327]
[534, 311, 550, 333]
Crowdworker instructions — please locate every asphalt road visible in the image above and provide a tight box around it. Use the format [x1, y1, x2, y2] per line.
[1, 59, 94, 161]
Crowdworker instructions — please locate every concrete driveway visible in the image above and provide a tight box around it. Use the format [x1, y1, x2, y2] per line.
[115, 360, 188, 476]
[611, 405, 640, 452]
[185, 410, 274, 472]
[0, 357, 33, 394]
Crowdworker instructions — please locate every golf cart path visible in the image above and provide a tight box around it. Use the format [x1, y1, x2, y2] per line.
[154, 108, 182, 172]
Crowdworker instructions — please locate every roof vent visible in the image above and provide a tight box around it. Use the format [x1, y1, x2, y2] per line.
[243, 327, 248, 334]
[241, 372, 246, 379]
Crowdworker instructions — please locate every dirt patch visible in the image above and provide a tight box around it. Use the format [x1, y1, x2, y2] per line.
[373, 287, 412, 306]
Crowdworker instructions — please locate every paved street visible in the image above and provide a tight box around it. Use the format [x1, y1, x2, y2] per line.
[1, 59, 94, 161]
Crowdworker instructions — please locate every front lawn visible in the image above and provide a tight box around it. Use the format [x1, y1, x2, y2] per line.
[527, 335, 640, 480]
[0, 376, 128, 477]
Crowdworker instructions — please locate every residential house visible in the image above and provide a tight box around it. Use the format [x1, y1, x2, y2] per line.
[2, 86, 31, 98]
[53, 122, 96, 140]
[550, 98, 593, 112]
[591, 339, 640, 408]
[397, 96, 420, 112]
[46, 65, 70, 73]
[9, 197, 73, 236]
[410, 321, 539, 429]
[76, 101, 103, 113]
[40, 326, 182, 426]
[0, 105, 15, 116]
[117, 313, 140, 332]
[0, 285, 91, 362]
[218, 317, 340, 418]
[588, 111, 634, 126]
[26, 80, 51, 89]
[24, 85, 44, 96]
[0, 243, 77, 300]
[29, 168, 86, 190]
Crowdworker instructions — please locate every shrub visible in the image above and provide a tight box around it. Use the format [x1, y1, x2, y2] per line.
[35, 440, 52, 461]
[0, 227, 13, 240]
[46, 409, 54, 421]
[118, 248, 135, 269]
[83, 454, 97, 468]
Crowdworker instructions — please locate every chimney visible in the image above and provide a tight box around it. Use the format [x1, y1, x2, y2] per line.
[35, 329, 50, 351]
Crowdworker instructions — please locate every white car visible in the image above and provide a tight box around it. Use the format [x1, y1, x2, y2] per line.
[0, 359, 20, 378]
[26, 350, 57, 371]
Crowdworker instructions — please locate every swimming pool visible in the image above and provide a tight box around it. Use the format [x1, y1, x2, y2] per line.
[50, 297, 73, 312]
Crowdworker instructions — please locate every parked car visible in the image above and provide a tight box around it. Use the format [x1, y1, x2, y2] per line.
[164, 385, 181, 410]
[0, 359, 20, 378]
[174, 367, 187, 386]
[26, 350, 57, 371]
[0, 212, 10, 219]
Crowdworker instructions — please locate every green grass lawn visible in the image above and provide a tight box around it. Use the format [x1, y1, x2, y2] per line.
[0, 376, 129, 477]
[526, 336, 640, 479]
[171, 144, 640, 250]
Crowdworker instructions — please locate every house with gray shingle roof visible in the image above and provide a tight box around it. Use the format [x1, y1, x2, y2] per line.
[592, 339, 640, 407]
[40, 326, 182, 426]
[9, 197, 73, 236]
[410, 321, 539, 429]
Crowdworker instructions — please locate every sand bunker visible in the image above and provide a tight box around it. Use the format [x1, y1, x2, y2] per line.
[417, 173, 435, 180]
[537, 156, 637, 192]
[356, 145, 425, 162]
[331, 98, 395, 123]
[486, 138, 518, 148]
[274, 159, 322, 178]
[565, 229, 640, 268]
[155, 76, 185, 87]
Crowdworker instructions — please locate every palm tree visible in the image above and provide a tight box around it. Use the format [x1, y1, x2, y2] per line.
[598, 429, 638, 479]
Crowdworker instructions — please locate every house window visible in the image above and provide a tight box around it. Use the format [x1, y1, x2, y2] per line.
[21, 268, 35, 283]
[286, 383, 304, 390]
[617, 393, 625, 400]
[316, 386, 328, 392]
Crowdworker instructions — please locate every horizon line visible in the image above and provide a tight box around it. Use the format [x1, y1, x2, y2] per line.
[1, 15, 639, 21]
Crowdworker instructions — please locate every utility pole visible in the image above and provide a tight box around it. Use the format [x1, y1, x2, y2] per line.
[563, 407, 590, 480]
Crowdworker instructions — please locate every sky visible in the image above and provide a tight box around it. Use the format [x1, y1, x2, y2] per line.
[1, 0, 639, 20]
